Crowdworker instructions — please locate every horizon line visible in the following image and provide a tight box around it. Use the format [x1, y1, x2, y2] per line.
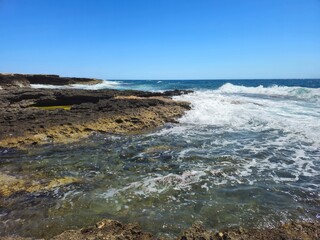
[109, 78, 320, 81]
[1, 72, 319, 81]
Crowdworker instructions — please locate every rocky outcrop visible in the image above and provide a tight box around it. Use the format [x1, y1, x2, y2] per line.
[52, 219, 156, 240]
[1, 220, 319, 240]
[0, 88, 191, 149]
[0, 73, 103, 89]
[0, 74, 30, 88]
[179, 221, 320, 240]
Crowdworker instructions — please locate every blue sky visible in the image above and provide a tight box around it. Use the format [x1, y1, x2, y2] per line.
[0, 0, 319, 79]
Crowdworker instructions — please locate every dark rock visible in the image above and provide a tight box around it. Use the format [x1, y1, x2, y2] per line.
[0, 73, 103, 89]
[0, 87, 191, 148]
[0, 74, 30, 88]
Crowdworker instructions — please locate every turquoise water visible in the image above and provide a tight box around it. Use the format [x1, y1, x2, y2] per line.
[1, 79, 320, 238]
[115, 79, 320, 91]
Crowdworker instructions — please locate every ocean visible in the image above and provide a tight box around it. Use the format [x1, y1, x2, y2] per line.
[2, 79, 320, 238]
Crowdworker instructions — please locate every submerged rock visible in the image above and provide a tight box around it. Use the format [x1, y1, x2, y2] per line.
[144, 145, 173, 154]
[0, 173, 26, 197]
[0, 172, 80, 197]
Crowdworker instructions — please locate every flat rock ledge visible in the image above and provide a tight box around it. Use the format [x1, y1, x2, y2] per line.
[0, 86, 192, 149]
[0, 172, 80, 197]
[0, 219, 319, 240]
[0, 73, 102, 89]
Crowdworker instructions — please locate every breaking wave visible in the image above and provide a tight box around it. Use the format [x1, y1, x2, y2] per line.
[174, 83, 320, 144]
[217, 83, 320, 102]
[30, 80, 120, 90]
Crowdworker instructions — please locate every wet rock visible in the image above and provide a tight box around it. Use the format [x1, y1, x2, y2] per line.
[144, 145, 172, 154]
[179, 222, 320, 240]
[0, 220, 319, 240]
[0, 172, 80, 197]
[0, 88, 191, 149]
[0, 173, 26, 197]
[51, 219, 155, 240]
[180, 222, 215, 240]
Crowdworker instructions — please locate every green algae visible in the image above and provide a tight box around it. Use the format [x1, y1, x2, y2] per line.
[35, 105, 72, 110]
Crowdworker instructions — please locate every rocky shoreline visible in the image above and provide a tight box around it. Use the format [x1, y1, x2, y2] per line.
[0, 74, 191, 149]
[1, 74, 319, 240]
[1, 219, 319, 239]
[0, 73, 102, 89]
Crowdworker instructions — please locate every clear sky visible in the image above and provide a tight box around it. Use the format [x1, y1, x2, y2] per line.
[0, 0, 319, 79]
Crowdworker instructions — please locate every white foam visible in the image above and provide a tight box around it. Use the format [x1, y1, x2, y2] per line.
[100, 170, 207, 199]
[71, 80, 120, 90]
[30, 84, 65, 89]
[101, 188, 119, 199]
[174, 84, 320, 145]
[30, 80, 120, 90]
[166, 83, 320, 185]
[217, 83, 320, 102]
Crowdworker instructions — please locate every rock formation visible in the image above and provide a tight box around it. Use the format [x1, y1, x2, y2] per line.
[0, 74, 191, 149]
[1, 220, 319, 239]
[0, 73, 102, 89]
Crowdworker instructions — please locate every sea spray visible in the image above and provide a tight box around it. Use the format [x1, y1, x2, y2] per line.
[31, 79, 121, 90]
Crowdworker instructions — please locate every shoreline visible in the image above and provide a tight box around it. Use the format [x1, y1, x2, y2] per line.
[0, 73, 191, 149]
[1, 74, 319, 239]
[1, 218, 319, 239]
[0, 73, 103, 89]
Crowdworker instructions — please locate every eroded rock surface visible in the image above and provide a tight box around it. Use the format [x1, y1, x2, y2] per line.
[0, 73, 102, 89]
[0, 172, 80, 197]
[1, 220, 319, 240]
[179, 221, 320, 240]
[52, 219, 156, 240]
[0, 87, 191, 148]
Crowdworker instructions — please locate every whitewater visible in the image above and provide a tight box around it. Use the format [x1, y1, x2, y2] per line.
[2, 79, 320, 238]
[171, 83, 319, 184]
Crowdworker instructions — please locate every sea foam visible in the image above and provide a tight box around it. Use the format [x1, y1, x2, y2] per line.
[217, 83, 320, 102]
[159, 83, 320, 185]
[174, 83, 320, 144]
[30, 80, 120, 90]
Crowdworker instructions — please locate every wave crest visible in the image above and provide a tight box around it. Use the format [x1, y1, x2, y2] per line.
[174, 83, 320, 144]
[217, 83, 320, 101]
[31, 80, 120, 90]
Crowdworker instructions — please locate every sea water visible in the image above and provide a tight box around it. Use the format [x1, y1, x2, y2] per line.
[1, 79, 320, 238]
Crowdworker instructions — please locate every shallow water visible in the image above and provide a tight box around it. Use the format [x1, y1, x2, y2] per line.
[1, 80, 320, 238]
